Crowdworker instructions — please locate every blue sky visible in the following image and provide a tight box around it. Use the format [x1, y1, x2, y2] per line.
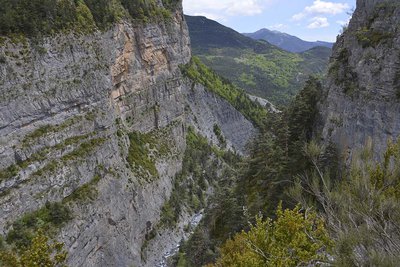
[183, 0, 356, 42]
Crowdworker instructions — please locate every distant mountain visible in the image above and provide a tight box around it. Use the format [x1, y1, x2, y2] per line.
[185, 15, 332, 105]
[185, 15, 274, 54]
[243, 28, 333, 53]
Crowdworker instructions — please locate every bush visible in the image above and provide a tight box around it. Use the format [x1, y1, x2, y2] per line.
[127, 131, 158, 178]
[64, 174, 102, 203]
[356, 27, 393, 48]
[209, 204, 332, 267]
[6, 202, 72, 248]
[213, 124, 226, 147]
[0, 230, 67, 267]
[291, 139, 400, 266]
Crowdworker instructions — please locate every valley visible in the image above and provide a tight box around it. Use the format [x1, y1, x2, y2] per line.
[186, 15, 332, 105]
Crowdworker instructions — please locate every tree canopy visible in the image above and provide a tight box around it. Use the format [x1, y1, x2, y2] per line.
[0, 0, 181, 37]
[208, 205, 332, 267]
[0, 230, 67, 267]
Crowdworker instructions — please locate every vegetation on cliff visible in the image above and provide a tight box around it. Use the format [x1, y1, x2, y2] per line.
[0, 230, 67, 267]
[5, 202, 71, 249]
[181, 57, 267, 128]
[0, 0, 181, 37]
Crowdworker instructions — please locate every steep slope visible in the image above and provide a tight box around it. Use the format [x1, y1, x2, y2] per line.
[300, 46, 333, 73]
[0, 2, 257, 266]
[243, 28, 333, 53]
[319, 0, 400, 157]
[184, 15, 274, 54]
[185, 15, 330, 105]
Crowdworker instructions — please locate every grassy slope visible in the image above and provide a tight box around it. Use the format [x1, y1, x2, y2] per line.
[186, 15, 331, 105]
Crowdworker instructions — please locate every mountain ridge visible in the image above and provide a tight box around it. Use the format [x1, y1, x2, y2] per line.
[184, 15, 275, 54]
[243, 28, 333, 53]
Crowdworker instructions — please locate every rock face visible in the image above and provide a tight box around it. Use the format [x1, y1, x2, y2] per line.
[320, 0, 400, 157]
[0, 3, 255, 266]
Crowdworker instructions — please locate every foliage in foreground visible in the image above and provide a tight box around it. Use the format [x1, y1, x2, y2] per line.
[6, 202, 72, 249]
[208, 205, 332, 267]
[0, 230, 67, 267]
[290, 139, 400, 266]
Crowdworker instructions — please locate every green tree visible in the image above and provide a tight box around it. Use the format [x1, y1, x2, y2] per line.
[286, 76, 322, 175]
[0, 230, 67, 267]
[75, 0, 96, 32]
[237, 76, 323, 217]
[209, 204, 332, 267]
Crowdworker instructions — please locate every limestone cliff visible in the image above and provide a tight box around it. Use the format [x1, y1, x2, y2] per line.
[0, 2, 255, 266]
[320, 0, 400, 157]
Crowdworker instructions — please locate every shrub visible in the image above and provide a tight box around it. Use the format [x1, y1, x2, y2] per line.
[64, 174, 102, 203]
[356, 27, 393, 48]
[209, 204, 332, 267]
[213, 124, 226, 147]
[291, 139, 400, 266]
[6, 202, 72, 248]
[0, 230, 67, 267]
[127, 131, 158, 178]
[75, 0, 96, 32]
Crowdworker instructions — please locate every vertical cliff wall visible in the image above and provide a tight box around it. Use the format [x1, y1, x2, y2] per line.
[320, 0, 400, 157]
[0, 2, 255, 266]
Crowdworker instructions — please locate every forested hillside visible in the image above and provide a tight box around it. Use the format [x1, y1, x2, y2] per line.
[0, 0, 180, 36]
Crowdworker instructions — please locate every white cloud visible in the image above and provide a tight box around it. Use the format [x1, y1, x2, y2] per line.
[269, 23, 288, 30]
[292, 0, 349, 21]
[307, 17, 330, 29]
[183, 0, 273, 19]
[292, 13, 306, 21]
[226, 1, 264, 16]
[305, 0, 349, 15]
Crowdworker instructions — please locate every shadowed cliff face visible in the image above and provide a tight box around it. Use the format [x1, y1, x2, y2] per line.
[0, 2, 255, 266]
[320, 0, 400, 158]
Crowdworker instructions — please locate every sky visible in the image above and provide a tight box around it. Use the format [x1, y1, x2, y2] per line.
[183, 0, 356, 42]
